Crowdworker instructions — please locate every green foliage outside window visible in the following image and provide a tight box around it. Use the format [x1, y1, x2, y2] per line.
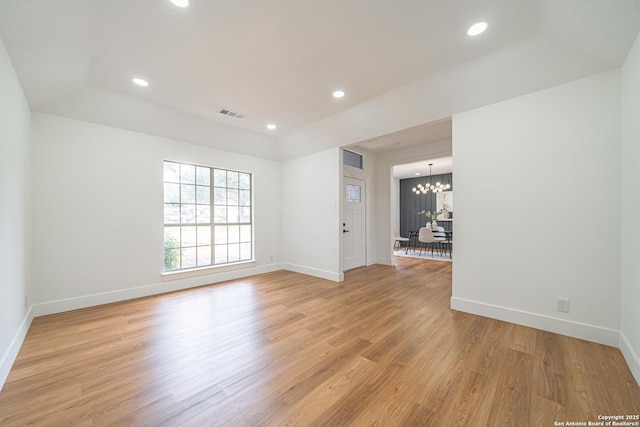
[164, 235, 180, 271]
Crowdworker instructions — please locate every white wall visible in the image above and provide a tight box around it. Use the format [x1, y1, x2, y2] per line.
[31, 113, 283, 314]
[282, 148, 342, 281]
[621, 32, 640, 384]
[452, 70, 622, 346]
[374, 140, 453, 265]
[0, 39, 32, 389]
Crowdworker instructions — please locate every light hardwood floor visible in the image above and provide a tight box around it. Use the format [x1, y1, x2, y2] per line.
[1, 257, 639, 426]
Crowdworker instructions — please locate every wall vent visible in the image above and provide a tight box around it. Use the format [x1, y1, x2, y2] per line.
[218, 108, 247, 120]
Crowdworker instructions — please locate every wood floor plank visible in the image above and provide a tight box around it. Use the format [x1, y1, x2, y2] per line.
[1, 257, 639, 426]
[486, 348, 533, 426]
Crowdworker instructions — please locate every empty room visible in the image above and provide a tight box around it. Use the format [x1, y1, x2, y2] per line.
[1, 1, 640, 425]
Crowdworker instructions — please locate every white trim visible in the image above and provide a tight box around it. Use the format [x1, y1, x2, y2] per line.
[366, 256, 378, 266]
[282, 263, 344, 282]
[34, 263, 283, 317]
[450, 297, 619, 347]
[0, 305, 34, 391]
[161, 260, 257, 281]
[620, 332, 640, 387]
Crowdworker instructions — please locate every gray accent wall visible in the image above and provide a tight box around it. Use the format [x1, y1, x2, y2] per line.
[399, 173, 453, 237]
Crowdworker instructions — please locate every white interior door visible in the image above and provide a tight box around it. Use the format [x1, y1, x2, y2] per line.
[343, 177, 366, 270]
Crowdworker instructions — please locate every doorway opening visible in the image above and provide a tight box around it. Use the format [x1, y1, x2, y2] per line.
[392, 157, 453, 262]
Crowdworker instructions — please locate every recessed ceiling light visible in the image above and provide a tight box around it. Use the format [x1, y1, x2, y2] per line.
[332, 90, 345, 98]
[132, 78, 149, 87]
[415, 172, 421, 176]
[169, 0, 189, 7]
[467, 22, 487, 36]
[266, 123, 277, 130]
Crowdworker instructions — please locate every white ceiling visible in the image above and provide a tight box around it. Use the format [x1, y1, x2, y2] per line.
[393, 156, 453, 180]
[1, 0, 639, 160]
[359, 119, 453, 179]
[352, 119, 452, 155]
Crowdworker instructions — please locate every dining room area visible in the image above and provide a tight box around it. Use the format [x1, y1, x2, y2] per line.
[392, 159, 453, 262]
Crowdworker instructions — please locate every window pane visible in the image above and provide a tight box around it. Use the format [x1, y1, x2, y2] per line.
[164, 227, 180, 248]
[227, 189, 239, 205]
[239, 207, 251, 223]
[214, 169, 226, 187]
[215, 245, 227, 263]
[182, 247, 197, 268]
[164, 162, 180, 183]
[196, 167, 210, 186]
[239, 173, 250, 190]
[196, 205, 210, 224]
[240, 225, 251, 242]
[215, 225, 227, 244]
[227, 171, 239, 189]
[228, 243, 240, 262]
[343, 149, 363, 169]
[197, 246, 211, 266]
[239, 190, 251, 206]
[164, 204, 180, 224]
[181, 204, 196, 223]
[197, 226, 211, 245]
[227, 206, 239, 223]
[164, 183, 180, 203]
[228, 225, 239, 243]
[240, 242, 251, 260]
[181, 184, 195, 204]
[196, 186, 210, 205]
[346, 184, 361, 202]
[182, 226, 197, 247]
[164, 248, 180, 271]
[214, 188, 227, 204]
[181, 164, 195, 184]
[214, 206, 227, 223]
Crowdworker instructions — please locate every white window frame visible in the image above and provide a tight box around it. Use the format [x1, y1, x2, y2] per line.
[163, 160, 254, 274]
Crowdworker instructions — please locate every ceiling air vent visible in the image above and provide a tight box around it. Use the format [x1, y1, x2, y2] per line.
[218, 108, 247, 120]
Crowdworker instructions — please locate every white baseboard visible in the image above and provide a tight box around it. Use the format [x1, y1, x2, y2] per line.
[620, 332, 640, 387]
[450, 297, 619, 347]
[375, 257, 392, 266]
[34, 263, 283, 317]
[282, 263, 343, 282]
[32, 260, 345, 318]
[0, 305, 34, 391]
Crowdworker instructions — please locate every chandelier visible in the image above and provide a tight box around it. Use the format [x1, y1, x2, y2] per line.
[412, 163, 451, 194]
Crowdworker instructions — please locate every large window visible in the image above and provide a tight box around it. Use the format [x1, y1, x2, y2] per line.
[163, 161, 252, 272]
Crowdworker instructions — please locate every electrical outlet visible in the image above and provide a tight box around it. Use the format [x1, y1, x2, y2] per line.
[556, 297, 570, 313]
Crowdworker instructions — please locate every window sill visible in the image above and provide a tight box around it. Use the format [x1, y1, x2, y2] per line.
[161, 260, 257, 281]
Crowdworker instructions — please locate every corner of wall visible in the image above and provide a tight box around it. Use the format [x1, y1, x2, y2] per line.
[282, 263, 344, 282]
[620, 30, 640, 388]
[0, 306, 34, 391]
[620, 332, 640, 386]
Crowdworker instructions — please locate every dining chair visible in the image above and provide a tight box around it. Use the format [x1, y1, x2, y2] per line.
[432, 226, 448, 257]
[418, 227, 436, 257]
[393, 226, 410, 254]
